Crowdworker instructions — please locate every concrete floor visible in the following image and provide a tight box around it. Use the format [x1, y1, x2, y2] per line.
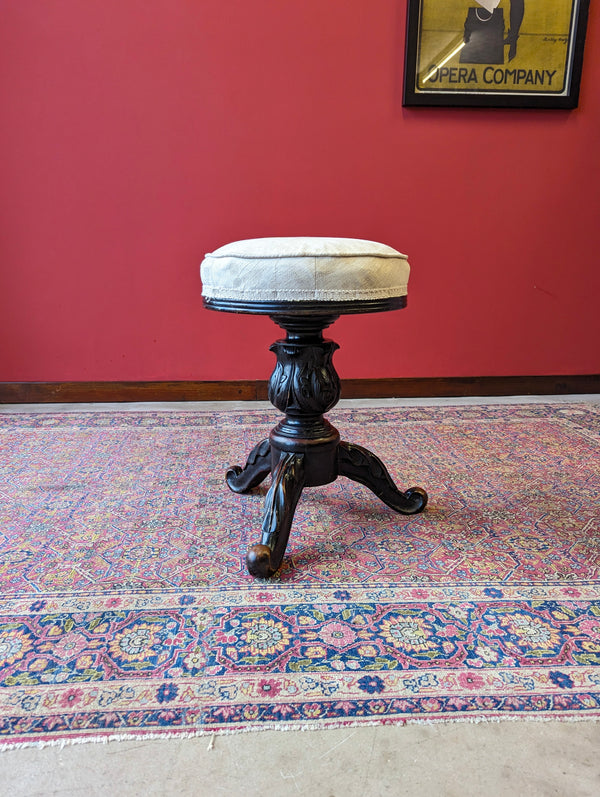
[4, 721, 600, 797]
[2, 395, 600, 796]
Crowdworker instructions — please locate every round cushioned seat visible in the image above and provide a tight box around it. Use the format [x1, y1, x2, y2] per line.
[200, 237, 410, 305]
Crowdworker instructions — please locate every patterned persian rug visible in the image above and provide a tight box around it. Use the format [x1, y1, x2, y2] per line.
[0, 402, 599, 747]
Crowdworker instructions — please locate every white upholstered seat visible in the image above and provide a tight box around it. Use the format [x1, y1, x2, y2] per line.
[200, 237, 410, 303]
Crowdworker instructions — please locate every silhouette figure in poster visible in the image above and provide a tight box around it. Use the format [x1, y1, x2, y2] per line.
[461, 1, 525, 64]
[505, 0, 524, 61]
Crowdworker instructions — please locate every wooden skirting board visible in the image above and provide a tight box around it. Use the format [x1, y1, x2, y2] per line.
[1, 375, 599, 404]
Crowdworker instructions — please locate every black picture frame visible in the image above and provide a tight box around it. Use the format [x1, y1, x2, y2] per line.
[403, 0, 590, 108]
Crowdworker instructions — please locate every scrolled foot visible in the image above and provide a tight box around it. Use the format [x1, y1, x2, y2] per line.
[246, 544, 277, 578]
[338, 441, 428, 515]
[403, 486, 429, 514]
[226, 438, 271, 493]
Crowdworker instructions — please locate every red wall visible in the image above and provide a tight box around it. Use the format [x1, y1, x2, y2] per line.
[1, 0, 599, 383]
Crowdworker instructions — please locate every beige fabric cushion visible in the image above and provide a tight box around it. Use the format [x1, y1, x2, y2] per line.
[200, 237, 409, 302]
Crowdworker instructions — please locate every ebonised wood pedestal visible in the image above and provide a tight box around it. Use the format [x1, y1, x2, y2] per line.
[204, 297, 428, 578]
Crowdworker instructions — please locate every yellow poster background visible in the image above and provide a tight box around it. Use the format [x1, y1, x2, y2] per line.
[415, 1, 577, 94]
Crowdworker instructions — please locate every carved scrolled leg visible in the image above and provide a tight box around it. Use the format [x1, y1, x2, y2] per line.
[246, 451, 305, 578]
[338, 441, 428, 515]
[226, 438, 271, 494]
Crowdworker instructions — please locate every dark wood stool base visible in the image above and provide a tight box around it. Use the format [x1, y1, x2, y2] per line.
[219, 307, 428, 578]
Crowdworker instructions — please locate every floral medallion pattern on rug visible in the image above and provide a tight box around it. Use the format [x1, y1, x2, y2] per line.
[0, 403, 599, 744]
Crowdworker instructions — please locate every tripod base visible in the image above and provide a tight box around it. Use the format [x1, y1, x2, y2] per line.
[223, 311, 428, 578]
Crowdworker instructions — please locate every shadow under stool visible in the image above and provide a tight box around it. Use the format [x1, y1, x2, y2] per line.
[200, 237, 428, 577]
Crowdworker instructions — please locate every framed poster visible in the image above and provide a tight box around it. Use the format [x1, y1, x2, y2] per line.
[403, 0, 590, 108]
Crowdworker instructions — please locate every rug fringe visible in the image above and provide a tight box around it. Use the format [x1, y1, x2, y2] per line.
[2, 712, 599, 752]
